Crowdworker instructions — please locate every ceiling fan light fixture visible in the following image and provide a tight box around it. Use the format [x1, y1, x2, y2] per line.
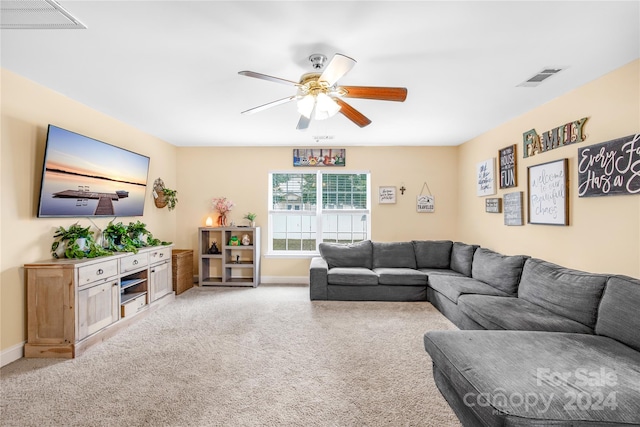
[296, 93, 341, 121]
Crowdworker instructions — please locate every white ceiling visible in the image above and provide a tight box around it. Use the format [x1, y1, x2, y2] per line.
[1, 1, 639, 147]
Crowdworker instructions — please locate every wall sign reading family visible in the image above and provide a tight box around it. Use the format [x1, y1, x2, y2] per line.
[523, 117, 588, 158]
[578, 133, 640, 197]
[527, 158, 568, 225]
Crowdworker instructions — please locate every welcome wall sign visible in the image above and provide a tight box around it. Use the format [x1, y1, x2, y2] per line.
[523, 117, 589, 158]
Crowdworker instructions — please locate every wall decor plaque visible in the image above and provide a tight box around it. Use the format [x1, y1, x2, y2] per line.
[527, 159, 568, 225]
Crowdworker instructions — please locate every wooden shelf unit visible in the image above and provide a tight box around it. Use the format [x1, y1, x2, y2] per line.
[24, 245, 174, 359]
[198, 227, 260, 287]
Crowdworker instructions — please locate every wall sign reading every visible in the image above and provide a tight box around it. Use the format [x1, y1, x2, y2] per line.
[523, 117, 588, 158]
[578, 134, 640, 197]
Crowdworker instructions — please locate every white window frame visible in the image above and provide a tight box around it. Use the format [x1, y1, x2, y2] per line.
[267, 170, 371, 257]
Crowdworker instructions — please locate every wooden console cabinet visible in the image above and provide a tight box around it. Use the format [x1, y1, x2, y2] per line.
[24, 245, 174, 358]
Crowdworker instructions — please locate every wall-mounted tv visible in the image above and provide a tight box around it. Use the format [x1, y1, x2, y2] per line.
[37, 125, 150, 218]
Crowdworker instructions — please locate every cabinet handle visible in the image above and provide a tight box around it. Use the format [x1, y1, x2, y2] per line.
[133, 260, 138, 265]
[159, 253, 164, 258]
[97, 269, 104, 275]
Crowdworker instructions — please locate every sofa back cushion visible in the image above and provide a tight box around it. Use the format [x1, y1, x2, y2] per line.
[449, 242, 478, 277]
[319, 240, 372, 269]
[471, 248, 527, 296]
[372, 241, 416, 269]
[518, 258, 607, 329]
[596, 275, 640, 352]
[412, 240, 453, 269]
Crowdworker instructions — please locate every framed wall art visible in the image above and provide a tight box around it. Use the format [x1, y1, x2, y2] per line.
[499, 144, 517, 189]
[503, 191, 524, 226]
[293, 148, 345, 167]
[476, 158, 496, 196]
[378, 186, 396, 204]
[527, 158, 568, 225]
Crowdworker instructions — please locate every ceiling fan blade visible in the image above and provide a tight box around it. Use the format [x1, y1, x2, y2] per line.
[334, 98, 372, 128]
[241, 95, 297, 115]
[297, 115, 311, 130]
[341, 86, 408, 102]
[319, 54, 356, 86]
[238, 71, 302, 87]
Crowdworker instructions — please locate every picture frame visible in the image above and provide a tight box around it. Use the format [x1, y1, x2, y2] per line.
[476, 158, 496, 196]
[378, 186, 396, 204]
[503, 191, 524, 226]
[293, 148, 345, 167]
[527, 158, 568, 225]
[417, 195, 435, 212]
[485, 198, 502, 213]
[498, 144, 517, 189]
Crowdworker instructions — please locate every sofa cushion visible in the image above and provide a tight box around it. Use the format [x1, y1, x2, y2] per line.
[471, 248, 527, 296]
[372, 241, 416, 269]
[418, 268, 465, 278]
[424, 330, 640, 426]
[518, 258, 607, 329]
[449, 242, 478, 277]
[458, 294, 594, 333]
[327, 267, 378, 286]
[427, 274, 510, 304]
[412, 240, 452, 269]
[319, 240, 372, 269]
[596, 275, 640, 352]
[373, 268, 427, 286]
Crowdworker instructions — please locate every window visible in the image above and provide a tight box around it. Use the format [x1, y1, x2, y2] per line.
[268, 171, 370, 255]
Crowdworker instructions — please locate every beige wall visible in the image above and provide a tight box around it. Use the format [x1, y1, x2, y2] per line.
[2, 59, 639, 358]
[1, 69, 178, 353]
[457, 59, 640, 277]
[175, 146, 459, 279]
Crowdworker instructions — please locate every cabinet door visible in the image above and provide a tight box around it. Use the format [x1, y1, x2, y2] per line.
[78, 280, 119, 340]
[149, 261, 172, 302]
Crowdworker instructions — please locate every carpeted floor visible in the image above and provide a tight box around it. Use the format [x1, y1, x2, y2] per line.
[1, 284, 461, 427]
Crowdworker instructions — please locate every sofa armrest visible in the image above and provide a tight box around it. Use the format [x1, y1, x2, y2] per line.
[310, 257, 329, 300]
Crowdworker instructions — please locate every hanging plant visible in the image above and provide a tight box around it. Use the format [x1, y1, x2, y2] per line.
[153, 178, 178, 211]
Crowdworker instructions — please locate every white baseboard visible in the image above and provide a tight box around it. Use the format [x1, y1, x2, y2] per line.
[260, 276, 309, 285]
[1, 341, 25, 367]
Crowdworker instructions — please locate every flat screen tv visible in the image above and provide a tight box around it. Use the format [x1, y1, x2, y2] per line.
[37, 125, 150, 218]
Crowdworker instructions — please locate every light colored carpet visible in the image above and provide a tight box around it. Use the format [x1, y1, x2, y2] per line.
[1, 284, 461, 427]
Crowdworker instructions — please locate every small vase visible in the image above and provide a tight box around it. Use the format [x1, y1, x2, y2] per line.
[217, 214, 228, 227]
[250, 221, 256, 228]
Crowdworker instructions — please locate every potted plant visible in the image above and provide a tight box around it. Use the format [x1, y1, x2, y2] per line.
[161, 187, 178, 211]
[243, 212, 257, 227]
[51, 223, 111, 259]
[153, 178, 178, 211]
[126, 220, 170, 247]
[103, 221, 138, 253]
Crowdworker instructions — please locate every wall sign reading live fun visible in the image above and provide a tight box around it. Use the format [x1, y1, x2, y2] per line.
[578, 134, 640, 197]
[523, 117, 588, 158]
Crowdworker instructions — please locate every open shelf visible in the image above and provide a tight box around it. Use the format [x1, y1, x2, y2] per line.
[198, 227, 260, 287]
[120, 291, 147, 305]
[120, 278, 147, 290]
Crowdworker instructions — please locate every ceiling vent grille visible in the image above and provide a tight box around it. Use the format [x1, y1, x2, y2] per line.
[517, 68, 564, 87]
[1, 0, 86, 29]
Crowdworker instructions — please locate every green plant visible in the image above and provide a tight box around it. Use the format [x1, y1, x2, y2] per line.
[126, 220, 171, 247]
[51, 223, 111, 259]
[103, 221, 138, 253]
[243, 212, 257, 222]
[162, 187, 178, 211]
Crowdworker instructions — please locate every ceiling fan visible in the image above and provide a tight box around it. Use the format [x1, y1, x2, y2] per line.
[238, 53, 408, 130]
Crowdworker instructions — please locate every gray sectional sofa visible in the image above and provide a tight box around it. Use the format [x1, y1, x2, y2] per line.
[308, 240, 640, 426]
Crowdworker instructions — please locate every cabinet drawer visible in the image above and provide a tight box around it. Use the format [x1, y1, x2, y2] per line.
[149, 247, 171, 265]
[120, 293, 147, 318]
[120, 253, 148, 273]
[78, 259, 118, 287]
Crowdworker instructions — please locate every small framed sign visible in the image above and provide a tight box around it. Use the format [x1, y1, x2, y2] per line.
[485, 198, 502, 213]
[417, 195, 435, 212]
[477, 158, 497, 196]
[504, 191, 524, 226]
[378, 186, 396, 204]
[527, 158, 568, 225]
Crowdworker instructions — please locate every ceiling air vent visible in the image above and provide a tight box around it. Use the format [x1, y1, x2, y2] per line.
[1, 0, 86, 29]
[517, 68, 564, 88]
